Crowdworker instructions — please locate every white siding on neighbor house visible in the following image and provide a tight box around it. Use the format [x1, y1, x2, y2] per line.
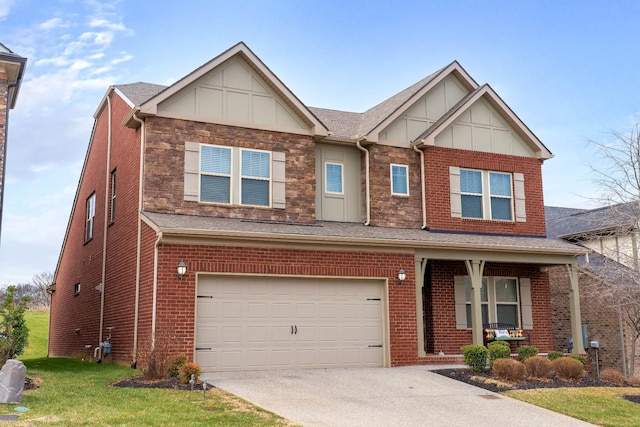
[195, 275, 385, 372]
[157, 57, 308, 131]
[583, 234, 639, 270]
[379, 75, 469, 146]
[434, 99, 535, 157]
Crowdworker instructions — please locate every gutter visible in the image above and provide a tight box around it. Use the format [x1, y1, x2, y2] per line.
[355, 138, 370, 226]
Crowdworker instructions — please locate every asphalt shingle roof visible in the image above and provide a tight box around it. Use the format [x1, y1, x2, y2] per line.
[545, 203, 640, 239]
[115, 82, 167, 106]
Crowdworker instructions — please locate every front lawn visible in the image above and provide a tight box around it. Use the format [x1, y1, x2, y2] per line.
[9, 311, 294, 426]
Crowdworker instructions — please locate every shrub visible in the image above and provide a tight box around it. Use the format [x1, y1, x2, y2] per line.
[547, 351, 564, 361]
[524, 355, 552, 379]
[168, 354, 188, 378]
[600, 368, 625, 385]
[488, 341, 510, 366]
[136, 331, 174, 379]
[493, 358, 526, 382]
[627, 376, 640, 386]
[569, 354, 586, 367]
[0, 285, 30, 366]
[516, 345, 538, 362]
[551, 357, 584, 380]
[462, 345, 488, 372]
[179, 362, 201, 384]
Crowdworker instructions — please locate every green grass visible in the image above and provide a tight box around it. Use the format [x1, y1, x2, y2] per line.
[9, 310, 293, 426]
[504, 387, 640, 427]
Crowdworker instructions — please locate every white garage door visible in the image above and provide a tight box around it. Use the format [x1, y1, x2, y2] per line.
[195, 276, 385, 371]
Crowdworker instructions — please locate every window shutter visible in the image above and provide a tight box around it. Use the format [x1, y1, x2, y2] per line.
[520, 278, 533, 329]
[184, 141, 199, 201]
[514, 172, 526, 222]
[272, 151, 286, 209]
[454, 276, 467, 329]
[450, 166, 462, 218]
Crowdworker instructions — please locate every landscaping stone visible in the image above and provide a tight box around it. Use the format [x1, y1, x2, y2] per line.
[0, 360, 26, 404]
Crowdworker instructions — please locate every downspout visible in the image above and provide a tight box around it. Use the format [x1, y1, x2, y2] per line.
[98, 93, 113, 357]
[151, 231, 163, 350]
[131, 112, 145, 365]
[412, 142, 427, 229]
[355, 138, 370, 226]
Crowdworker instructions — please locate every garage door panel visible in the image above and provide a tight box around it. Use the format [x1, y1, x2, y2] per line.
[196, 276, 384, 371]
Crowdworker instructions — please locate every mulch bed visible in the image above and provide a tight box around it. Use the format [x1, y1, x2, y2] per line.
[432, 368, 638, 394]
[111, 375, 215, 391]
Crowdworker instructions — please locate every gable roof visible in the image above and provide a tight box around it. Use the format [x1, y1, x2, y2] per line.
[414, 84, 553, 159]
[135, 42, 328, 137]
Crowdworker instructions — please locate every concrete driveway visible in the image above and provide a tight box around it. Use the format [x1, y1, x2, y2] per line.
[204, 366, 595, 427]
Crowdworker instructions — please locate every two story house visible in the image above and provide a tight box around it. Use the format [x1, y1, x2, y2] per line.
[49, 42, 586, 372]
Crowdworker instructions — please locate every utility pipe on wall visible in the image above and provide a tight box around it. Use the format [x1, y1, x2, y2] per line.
[356, 138, 370, 226]
[97, 93, 113, 359]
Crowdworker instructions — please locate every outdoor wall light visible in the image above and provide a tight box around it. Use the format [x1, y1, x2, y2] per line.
[397, 268, 406, 284]
[177, 261, 187, 280]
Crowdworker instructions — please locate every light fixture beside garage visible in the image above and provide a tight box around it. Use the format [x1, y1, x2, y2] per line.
[397, 268, 406, 284]
[177, 261, 187, 280]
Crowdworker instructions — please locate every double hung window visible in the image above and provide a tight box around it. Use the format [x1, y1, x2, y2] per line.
[85, 193, 96, 242]
[464, 277, 520, 328]
[460, 169, 513, 220]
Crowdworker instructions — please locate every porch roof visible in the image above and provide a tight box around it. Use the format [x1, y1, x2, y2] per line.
[142, 212, 586, 262]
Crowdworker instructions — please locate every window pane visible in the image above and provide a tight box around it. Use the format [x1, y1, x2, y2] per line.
[489, 173, 511, 197]
[201, 175, 230, 203]
[201, 146, 231, 175]
[326, 163, 343, 193]
[491, 197, 512, 220]
[465, 304, 489, 328]
[462, 195, 483, 218]
[460, 169, 482, 194]
[495, 279, 518, 302]
[497, 305, 518, 326]
[464, 277, 488, 302]
[242, 150, 270, 178]
[391, 165, 408, 195]
[242, 179, 269, 206]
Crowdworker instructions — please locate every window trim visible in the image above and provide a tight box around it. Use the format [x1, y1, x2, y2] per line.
[200, 144, 233, 205]
[460, 168, 513, 221]
[324, 161, 344, 195]
[390, 163, 409, 196]
[85, 193, 96, 242]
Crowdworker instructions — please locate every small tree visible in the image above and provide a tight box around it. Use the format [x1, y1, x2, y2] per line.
[0, 286, 30, 365]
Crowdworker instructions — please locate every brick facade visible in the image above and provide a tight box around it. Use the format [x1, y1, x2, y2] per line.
[424, 146, 546, 236]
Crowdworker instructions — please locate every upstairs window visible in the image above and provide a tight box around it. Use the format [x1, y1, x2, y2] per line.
[198, 144, 273, 207]
[241, 149, 270, 206]
[460, 169, 513, 220]
[390, 164, 408, 196]
[325, 162, 343, 194]
[109, 169, 117, 223]
[85, 193, 96, 242]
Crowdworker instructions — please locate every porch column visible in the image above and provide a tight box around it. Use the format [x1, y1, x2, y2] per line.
[566, 264, 585, 353]
[465, 259, 485, 345]
[415, 258, 427, 357]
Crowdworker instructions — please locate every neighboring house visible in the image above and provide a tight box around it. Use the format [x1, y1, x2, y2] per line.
[49, 42, 586, 372]
[0, 43, 26, 243]
[547, 204, 640, 375]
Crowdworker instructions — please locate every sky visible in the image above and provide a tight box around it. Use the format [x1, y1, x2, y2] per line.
[1, 0, 640, 285]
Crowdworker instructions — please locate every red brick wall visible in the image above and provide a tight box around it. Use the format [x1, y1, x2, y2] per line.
[368, 145, 423, 228]
[142, 117, 317, 223]
[426, 260, 553, 354]
[50, 93, 141, 361]
[423, 146, 546, 236]
[549, 266, 638, 374]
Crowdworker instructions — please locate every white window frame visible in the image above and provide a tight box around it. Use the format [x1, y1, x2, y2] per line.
[460, 168, 513, 221]
[200, 144, 233, 205]
[324, 162, 344, 195]
[390, 164, 409, 196]
[464, 276, 520, 328]
[240, 148, 272, 207]
[109, 169, 116, 223]
[85, 193, 96, 242]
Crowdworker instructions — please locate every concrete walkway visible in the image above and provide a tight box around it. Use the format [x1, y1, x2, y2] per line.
[204, 366, 595, 427]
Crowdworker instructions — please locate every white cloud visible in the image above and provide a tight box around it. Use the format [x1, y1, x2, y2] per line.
[39, 17, 69, 30]
[0, 0, 13, 20]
